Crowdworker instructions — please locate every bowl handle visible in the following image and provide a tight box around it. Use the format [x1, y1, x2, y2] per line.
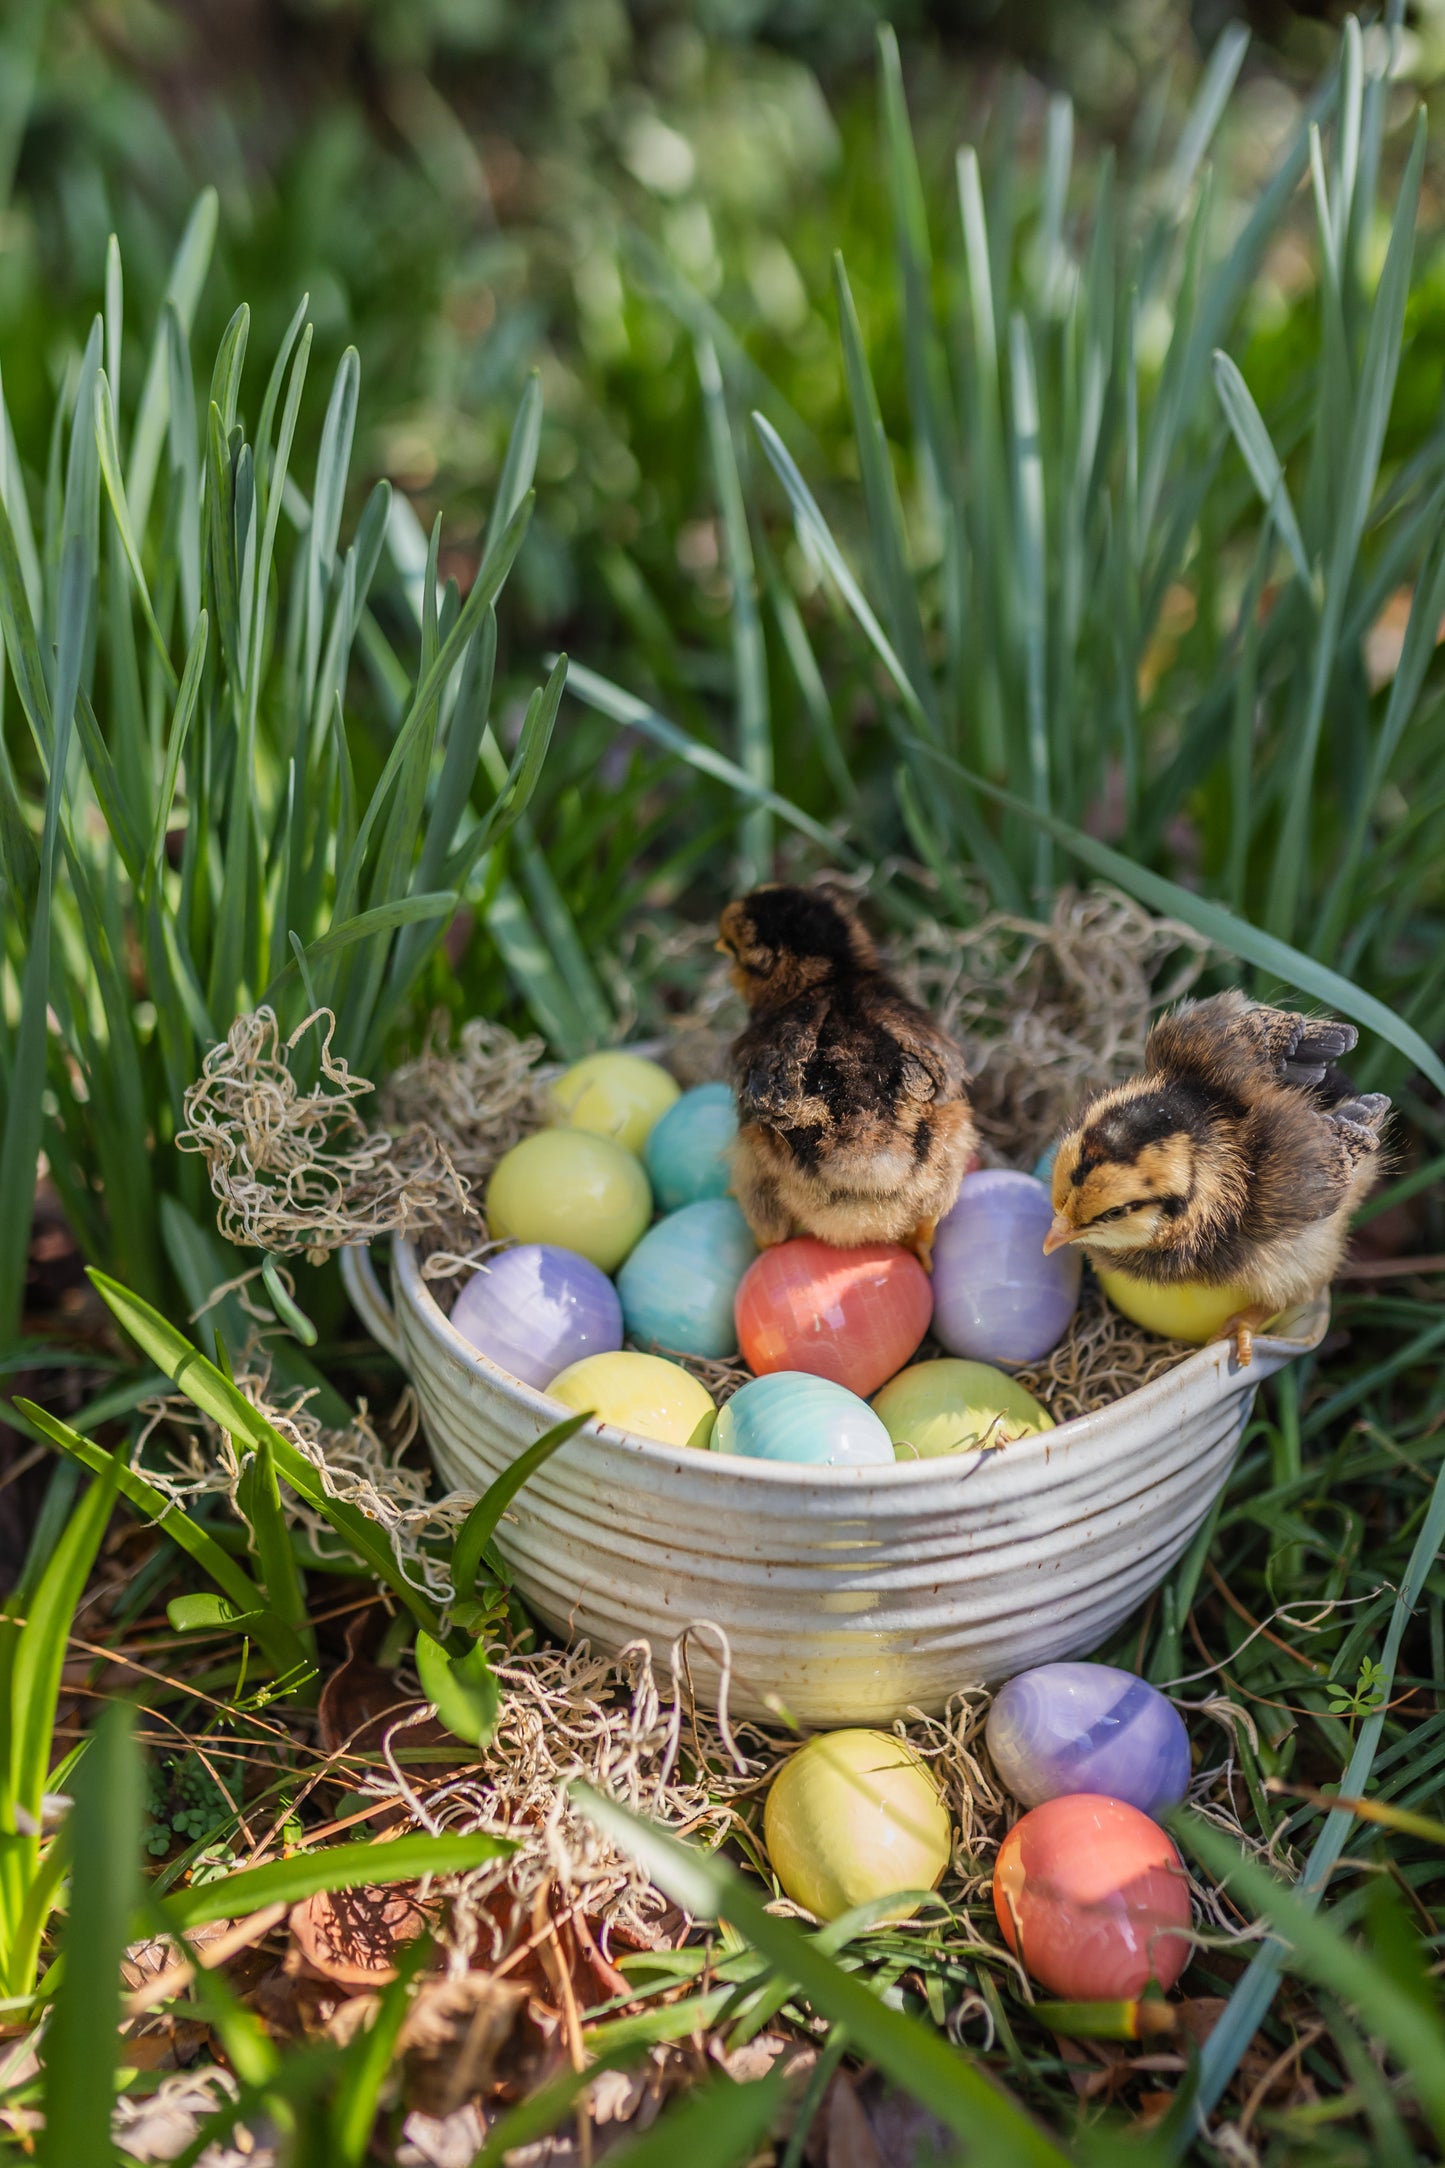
[340, 1243, 403, 1362]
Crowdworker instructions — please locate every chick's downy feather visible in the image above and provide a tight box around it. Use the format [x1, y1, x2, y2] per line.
[1046, 991, 1389, 1334]
[720, 885, 975, 1259]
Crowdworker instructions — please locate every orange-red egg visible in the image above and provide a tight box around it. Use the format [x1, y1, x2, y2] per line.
[734, 1239, 933, 1400]
[992, 1794, 1192, 1999]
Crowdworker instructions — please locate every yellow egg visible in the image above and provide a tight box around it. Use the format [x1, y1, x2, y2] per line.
[765, 1730, 952, 1922]
[1097, 1269, 1254, 1344]
[547, 1350, 717, 1450]
[872, 1359, 1053, 1460]
[486, 1130, 651, 1273]
[548, 1052, 681, 1157]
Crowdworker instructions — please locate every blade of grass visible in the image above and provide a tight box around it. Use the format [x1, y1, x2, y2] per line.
[40, 1701, 142, 2167]
[571, 1784, 1066, 2166]
[156, 1828, 513, 1933]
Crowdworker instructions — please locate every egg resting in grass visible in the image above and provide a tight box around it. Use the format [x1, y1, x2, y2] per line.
[643, 1082, 738, 1211]
[1096, 1269, 1259, 1345]
[547, 1051, 680, 1156]
[765, 1729, 952, 1921]
[711, 1371, 894, 1468]
[546, 1350, 716, 1450]
[616, 1198, 757, 1360]
[486, 1129, 651, 1274]
[931, 1170, 1081, 1368]
[986, 1662, 1190, 1819]
[450, 1244, 622, 1388]
[734, 1238, 932, 1400]
[993, 1794, 1191, 1998]
[871, 1359, 1053, 1461]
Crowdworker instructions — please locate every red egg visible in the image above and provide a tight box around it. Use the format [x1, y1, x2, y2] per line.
[992, 1795, 1192, 1999]
[734, 1239, 933, 1400]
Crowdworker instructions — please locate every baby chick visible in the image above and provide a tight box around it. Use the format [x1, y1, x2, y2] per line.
[719, 883, 975, 1265]
[1043, 990, 1389, 1361]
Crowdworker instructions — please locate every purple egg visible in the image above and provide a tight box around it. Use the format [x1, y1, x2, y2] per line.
[986, 1661, 1191, 1820]
[931, 1170, 1080, 1367]
[449, 1244, 622, 1389]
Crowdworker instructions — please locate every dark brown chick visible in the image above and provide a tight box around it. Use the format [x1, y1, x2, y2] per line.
[719, 883, 975, 1265]
[1043, 990, 1390, 1360]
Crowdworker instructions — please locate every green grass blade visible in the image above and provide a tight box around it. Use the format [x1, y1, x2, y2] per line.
[15, 1401, 314, 1687]
[484, 368, 542, 559]
[156, 1829, 513, 1934]
[235, 1432, 318, 1677]
[1008, 312, 1050, 892]
[1266, 110, 1425, 941]
[1181, 1399, 1445, 2143]
[698, 338, 771, 886]
[451, 1412, 590, 1602]
[603, 2073, 787, 2168]
[94, 370, 178, 689]
[572, 1785, 1066, 2166]
[1177, 1815, 1445, 2146]
[127, 188, 218, 540]
[40, 1701, 143, 2164]
[907, 739, 1445, 1097]
[1211, 352, 1312, 587]
[563, 657, 849, 858]
[87, 1271, 447, 1637]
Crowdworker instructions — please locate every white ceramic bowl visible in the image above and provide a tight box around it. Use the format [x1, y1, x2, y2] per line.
[344, 1240, 1327, 1727]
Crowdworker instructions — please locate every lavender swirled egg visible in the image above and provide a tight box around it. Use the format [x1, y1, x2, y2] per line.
[449, 1244, 622, 1389]
[986, 1662, 1191, 1820]
[616, 1198, 757, 1360]
[931, 1170, 1080, 1367]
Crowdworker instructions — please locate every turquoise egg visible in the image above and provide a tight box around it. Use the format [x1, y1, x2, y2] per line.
[1032, 1141, 1059, 1184]
[616, 1198, 757, 1360]
[642, 1083, 737, 1213]
[712, 1371, 895, 1468]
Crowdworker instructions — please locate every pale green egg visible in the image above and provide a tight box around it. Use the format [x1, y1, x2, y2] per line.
[547, 1051, 680, 1157]
[872, 1359, 1053, 1460]
[486, 1129, 651, 1274]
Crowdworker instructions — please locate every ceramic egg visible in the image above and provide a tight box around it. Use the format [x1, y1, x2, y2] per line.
[450, 1244, 622, 1389]
[993, 1794, 1192, 1998]
[712, 1372, 895, 1468]
[1032, 1141, 1059, 1185]
[546, 1350, 716, 1450]
[547, 1051, 679, 1156]
[931, 1171, 1081, 1368]
[1097, 1269, 1253, 1346]
[486, 1130, 651, 1274]
[643, 1082, 737, 1211]
[616, 1199, 757, 1360]
[765, 1730, 952, 1922]
[986, 1662, 1190, 1819]
[734, 1239, 932, 1400]
[872, 1360, 1053, 1461]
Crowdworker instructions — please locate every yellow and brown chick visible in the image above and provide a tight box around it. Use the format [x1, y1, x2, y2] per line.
[1043, 990, 1390, 1360]
[719, 883, 975, 1266]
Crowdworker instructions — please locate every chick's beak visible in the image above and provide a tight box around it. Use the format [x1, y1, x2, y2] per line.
[715, 937, 731, 955]
[1041, 1213, 1076, 1256]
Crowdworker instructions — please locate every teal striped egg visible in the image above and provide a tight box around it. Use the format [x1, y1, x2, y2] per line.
[642, 1083, 737, 1212]
[713, 1371, 895, 1468]
[616, 1198, 757, 1360]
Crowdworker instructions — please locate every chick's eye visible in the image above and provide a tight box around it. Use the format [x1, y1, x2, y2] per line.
[1090, 1199, 1152, 1225]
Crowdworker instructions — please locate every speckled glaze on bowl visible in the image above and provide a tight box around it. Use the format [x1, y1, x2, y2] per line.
[343, 1241, 1327, 1726]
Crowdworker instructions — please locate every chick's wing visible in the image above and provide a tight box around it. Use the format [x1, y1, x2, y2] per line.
[1147, 991, 1359, 1096]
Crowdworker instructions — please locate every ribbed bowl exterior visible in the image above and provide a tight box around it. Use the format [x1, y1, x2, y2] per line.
[357, 1241, 1326, 1726]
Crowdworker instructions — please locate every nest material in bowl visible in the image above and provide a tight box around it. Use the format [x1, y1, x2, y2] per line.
[178, 884, 1210, 1423]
